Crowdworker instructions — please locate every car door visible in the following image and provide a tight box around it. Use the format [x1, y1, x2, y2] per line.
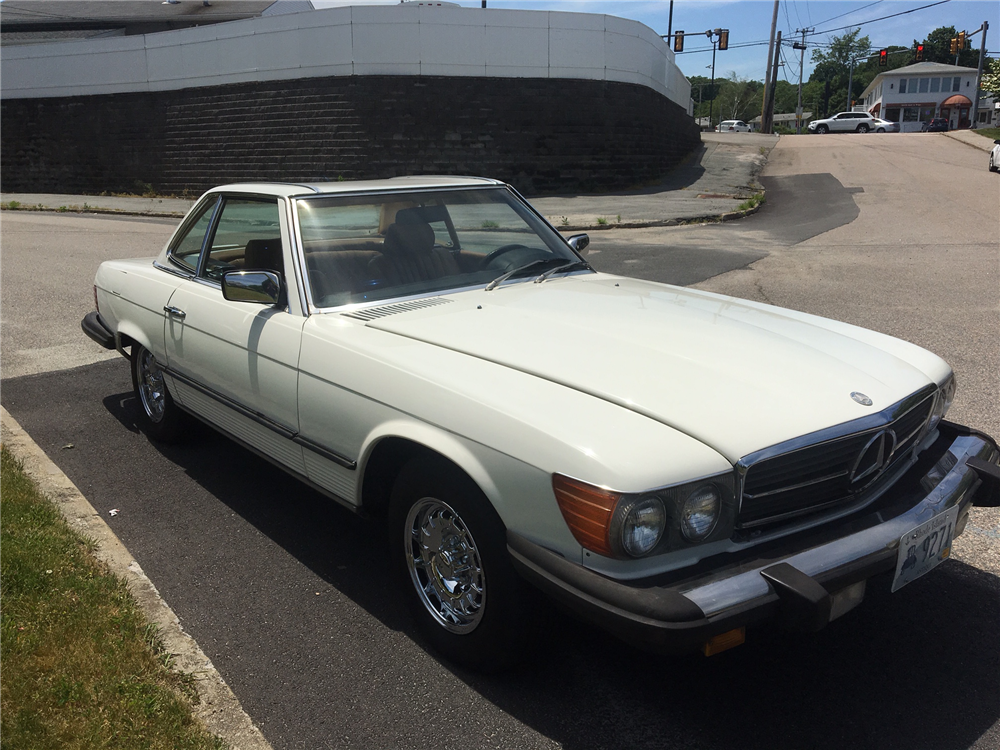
[163, 195, 306, 474]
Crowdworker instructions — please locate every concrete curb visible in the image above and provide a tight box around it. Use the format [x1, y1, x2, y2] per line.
[941, 130, 996, 153]
[0, 406, 273, 750]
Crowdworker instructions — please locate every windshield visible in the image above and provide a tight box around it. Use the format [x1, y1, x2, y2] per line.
[295, 187, 581, 308]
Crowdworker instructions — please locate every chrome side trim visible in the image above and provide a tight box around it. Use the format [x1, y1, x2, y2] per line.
[175, 404, 362, 514]
[164, 366, 357, 470]
[152, 260, 194, 280]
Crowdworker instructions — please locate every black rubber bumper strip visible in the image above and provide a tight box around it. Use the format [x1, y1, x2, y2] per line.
[968, 456, 1000, 507]
[81, 311, 115, 350]
[760, 562, 832, 632]
[507, 531, 706, 625]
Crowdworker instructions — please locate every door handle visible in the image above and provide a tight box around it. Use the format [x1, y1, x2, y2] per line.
[163, 306, 186, 319]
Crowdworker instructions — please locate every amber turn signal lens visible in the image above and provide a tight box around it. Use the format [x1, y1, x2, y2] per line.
[552, 474, 620, 556]
[701, 627, 745, 657]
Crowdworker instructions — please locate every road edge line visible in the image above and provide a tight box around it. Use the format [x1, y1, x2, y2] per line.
[0, 405, 273, 750]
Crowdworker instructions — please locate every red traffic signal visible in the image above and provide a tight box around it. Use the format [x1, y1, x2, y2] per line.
[673, 30, 684, 53]
[718, 29, 729, 51]
[878, 49, 887, 67]
[916, 44, 924, 61]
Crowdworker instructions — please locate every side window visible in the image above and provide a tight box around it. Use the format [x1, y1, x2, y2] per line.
[169, 199, 217, 273]
[202, 198, 283, 281]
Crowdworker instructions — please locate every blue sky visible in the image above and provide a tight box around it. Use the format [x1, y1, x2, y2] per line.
[314, 1, 999, 83]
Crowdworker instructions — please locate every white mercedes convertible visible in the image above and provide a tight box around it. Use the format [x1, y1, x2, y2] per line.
[83, 177, 1000, 669]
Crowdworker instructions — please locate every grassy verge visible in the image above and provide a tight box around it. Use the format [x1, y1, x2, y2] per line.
[0, 447, 223, 750]
[971, 126, 1000, 141]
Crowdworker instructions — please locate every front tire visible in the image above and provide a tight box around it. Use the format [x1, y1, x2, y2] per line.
[816, 124, 829, 134]
[389, 456, 532, 671]
[131, 344, 187, 442]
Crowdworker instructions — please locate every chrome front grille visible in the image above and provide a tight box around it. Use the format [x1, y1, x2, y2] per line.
[738, 390, 936, 529]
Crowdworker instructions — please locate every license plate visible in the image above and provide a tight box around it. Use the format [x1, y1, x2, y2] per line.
[891, 505, 959, 593]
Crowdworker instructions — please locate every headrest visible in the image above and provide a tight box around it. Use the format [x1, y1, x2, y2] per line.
[244, 238, 283, 273]
[383, 222, 434, 255]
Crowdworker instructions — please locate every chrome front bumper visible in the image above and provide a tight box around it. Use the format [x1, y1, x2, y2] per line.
[509, 424, 1000, 653]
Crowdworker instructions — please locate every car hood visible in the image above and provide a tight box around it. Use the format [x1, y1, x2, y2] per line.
[361, 274, 944, 462]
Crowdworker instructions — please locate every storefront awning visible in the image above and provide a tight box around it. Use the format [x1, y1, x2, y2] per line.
[941, 94, 972, 106]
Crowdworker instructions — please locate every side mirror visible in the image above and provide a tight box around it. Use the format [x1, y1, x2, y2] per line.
[222, 270, 283, 306]
[566, 233, 590, 255]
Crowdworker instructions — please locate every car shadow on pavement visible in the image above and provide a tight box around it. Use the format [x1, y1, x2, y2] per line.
[453, 559, 1000, 750]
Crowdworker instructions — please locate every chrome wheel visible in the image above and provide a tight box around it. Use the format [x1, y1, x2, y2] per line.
[136, 348, 167, 424]
[404, 497, 486, 633]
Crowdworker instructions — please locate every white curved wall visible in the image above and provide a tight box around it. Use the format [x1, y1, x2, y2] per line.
[0, 5, 691, 107]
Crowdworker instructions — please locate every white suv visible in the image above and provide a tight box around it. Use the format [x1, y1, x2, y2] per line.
[808, 111, 878, 134]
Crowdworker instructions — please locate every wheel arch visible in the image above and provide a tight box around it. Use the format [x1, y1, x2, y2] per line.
[115, 321, 155, 361]
[358, 423, 500, 523]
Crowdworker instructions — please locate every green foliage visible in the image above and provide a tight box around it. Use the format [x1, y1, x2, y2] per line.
[595, 217, 608, 225]
[981, 59, 1000, 97]
[918, 26, 981, 67]
[0, 448, 224, 750]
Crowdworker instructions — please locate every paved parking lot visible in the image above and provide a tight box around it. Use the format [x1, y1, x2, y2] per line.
[2, 132, 998, 749]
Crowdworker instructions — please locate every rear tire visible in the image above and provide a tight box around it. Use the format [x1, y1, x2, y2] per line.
[857, 124, 870, 133]
[388, 456, 532, 672]
[131, 344, 187, 443]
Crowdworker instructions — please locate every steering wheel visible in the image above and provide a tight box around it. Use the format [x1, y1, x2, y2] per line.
[204, 259, 236, 280]
[481, 244, 530, 269]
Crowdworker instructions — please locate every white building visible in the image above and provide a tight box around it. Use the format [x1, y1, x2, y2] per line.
[860, 61, 981, 132]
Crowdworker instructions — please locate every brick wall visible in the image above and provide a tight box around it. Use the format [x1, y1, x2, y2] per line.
[1, 75, 699, 196]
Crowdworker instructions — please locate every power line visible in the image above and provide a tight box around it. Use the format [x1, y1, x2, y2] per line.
[812, 0, 884, 29]
[810, 0, 951, 37]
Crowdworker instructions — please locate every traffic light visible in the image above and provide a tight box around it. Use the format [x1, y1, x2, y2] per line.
[916, 44, 924, 61]
[673, 30, 684, 53]
[950, 37, 958, 54]
[958, 31, 966, 50]
[878, 49, 887, 67]
[718, 29, 729, 51]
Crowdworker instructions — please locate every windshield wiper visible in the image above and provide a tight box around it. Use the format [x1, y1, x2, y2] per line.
[485, 258, 563, 291]
[534, 260, 593, 283]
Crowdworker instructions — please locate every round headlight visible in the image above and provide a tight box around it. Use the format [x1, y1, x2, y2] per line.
[681, 485, 721, 541]
[620, 497, 666, 557]
[927, 376, 957, 433]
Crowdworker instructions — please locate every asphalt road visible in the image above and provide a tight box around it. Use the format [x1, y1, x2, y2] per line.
[2, 133, 999, 750]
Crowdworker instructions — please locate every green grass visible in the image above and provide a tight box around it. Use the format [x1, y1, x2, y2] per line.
[0, 448, 224, 750]
[971, 126, 1000, 141]
[737, 193, 766, 212]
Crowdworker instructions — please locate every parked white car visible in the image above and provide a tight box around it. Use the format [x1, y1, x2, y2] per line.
[716, 120, 751, 132]
[990, 139, 1000, 172]
[83, 178, 1000, 669]
[808, 111, 879, 134]
[872, 118, 900, 133]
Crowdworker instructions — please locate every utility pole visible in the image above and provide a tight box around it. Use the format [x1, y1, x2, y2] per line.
[708, 32, 718, 130]
[761, 0, 780, 132]
[793, 28, 811, 133]
[763, 31, 781, 133]
[972, 21, 989, 129]
[667, 0, 673, 40]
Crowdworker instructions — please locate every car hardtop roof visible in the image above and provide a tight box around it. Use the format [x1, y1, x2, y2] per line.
[205, 176, 506, 199]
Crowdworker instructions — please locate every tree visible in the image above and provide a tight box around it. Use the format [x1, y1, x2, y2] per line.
[715, 72, 761, 122]
[979, 58, 1000, 97]
[810, 29, 872, 113]
[918, 26, 980, 68]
